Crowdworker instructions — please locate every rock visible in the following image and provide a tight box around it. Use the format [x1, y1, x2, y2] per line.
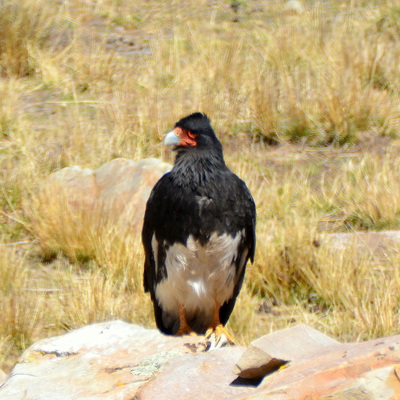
[250, 323, 339, 363]
[93, 158, 171, 229]
[233, 345, 285, 380]
[323, 230, 400, 257]
[46, 165, 96, 212]
[243, 335, 400, 400]
[233, 324, 338, 381]
[136, 346, 253, 400]
[2, 322, 400, 400]
[39, 158, 171, 233]
[0, 320, 251, 400]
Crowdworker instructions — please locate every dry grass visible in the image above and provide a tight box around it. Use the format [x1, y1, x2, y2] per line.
[1, 0, 400, 373]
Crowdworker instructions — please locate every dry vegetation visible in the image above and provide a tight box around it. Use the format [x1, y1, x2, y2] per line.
[1, 0, 400, 372]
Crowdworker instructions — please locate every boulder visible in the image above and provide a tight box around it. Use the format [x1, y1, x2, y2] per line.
[135, 346, 252, 400]
[322, 230, 400, 256]
[41, 158, 171, 233]
[2, 322, 400, 400]
[234, 324, 338, 380]
[46, 165, 97, 213]
[0, 320, 251, 400]
[242, 334, 400, 400]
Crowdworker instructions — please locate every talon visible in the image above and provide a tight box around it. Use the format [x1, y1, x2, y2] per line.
[206, 324, 236, 346]
[204, 300, 236, 346]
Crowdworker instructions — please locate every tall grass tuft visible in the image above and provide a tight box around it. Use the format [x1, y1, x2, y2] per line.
[0, 0, 63, 77]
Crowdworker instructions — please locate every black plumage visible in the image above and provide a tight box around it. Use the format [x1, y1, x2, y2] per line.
[142, 113, 256, 341]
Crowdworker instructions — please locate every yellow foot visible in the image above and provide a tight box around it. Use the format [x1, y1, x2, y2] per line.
[205, 324, 236, 347]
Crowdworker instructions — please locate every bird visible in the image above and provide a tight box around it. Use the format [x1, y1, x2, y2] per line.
[142, 112, 256, 345]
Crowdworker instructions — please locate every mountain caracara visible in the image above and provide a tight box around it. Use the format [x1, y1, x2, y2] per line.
[142, 112, 256, 345]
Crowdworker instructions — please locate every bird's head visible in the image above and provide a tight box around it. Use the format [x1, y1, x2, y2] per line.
[164, 113, 222, 154]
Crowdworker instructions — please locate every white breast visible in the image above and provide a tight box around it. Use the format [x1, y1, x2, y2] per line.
[154, 231, 244, 327]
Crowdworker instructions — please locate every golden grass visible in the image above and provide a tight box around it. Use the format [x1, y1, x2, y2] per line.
[0, 0, 62, 77]
[1, 0, 400, 373]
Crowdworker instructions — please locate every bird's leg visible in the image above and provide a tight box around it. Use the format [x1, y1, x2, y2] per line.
[205, 301, 236, 346]
[175, 303, 197, 336]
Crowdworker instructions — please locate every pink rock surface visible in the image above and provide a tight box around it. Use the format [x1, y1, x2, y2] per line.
[137, 347, 254, 400]
[240, 335, 400, 400]
[0, 321, 223, 400]
[44, 158, 171, 232]
[2, 322, 400, 400]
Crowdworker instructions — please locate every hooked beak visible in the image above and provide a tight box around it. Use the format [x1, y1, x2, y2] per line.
[163, 129, 180, 146]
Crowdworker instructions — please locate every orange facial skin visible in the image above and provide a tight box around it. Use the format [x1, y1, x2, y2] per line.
[174, 127, 197, 147]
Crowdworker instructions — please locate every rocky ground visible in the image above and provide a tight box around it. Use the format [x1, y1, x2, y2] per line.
[1, 320, 400, 399]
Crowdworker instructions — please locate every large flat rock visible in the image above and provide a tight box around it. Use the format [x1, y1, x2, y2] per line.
[0, 321, 250, 400]
[2, 322, 400, 400]
[240, 334, 400, 399]
[322, 230, 400, 255]
[136, 347, 252, 400]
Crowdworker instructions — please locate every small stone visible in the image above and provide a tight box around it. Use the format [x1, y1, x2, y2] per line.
[251, 323, 339, 363]
[233, 345, 286, 380]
